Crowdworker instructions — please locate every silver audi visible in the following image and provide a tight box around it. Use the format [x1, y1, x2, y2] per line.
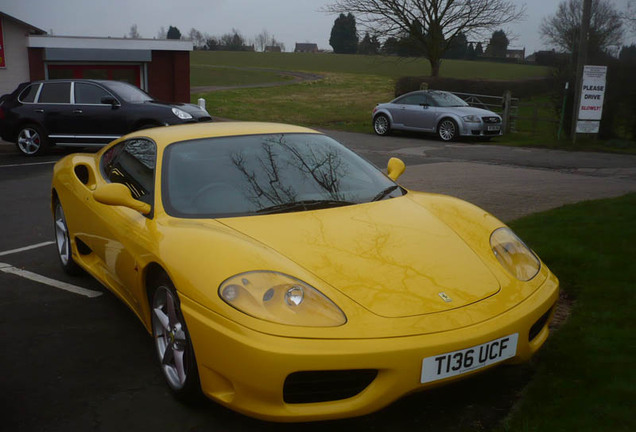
[372, 90, 503, 141]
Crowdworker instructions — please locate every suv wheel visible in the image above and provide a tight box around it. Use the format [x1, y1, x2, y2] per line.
[17, 124, 49, 156]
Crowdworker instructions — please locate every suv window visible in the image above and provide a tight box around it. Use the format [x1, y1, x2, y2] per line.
[75, 83, 113, 105]
[102, 138, 156, 205]
[19, 84, 40, 103]
[38, 82, 71, 104]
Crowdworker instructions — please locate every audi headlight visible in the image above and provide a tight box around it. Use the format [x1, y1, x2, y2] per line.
[171, 107, 193, 120]
[219, 271, 346, 327]
[490, 227, 540, 281]
[462, 115, 481, 123]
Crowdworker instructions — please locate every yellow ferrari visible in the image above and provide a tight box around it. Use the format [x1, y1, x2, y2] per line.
[51, 122, 559, 422]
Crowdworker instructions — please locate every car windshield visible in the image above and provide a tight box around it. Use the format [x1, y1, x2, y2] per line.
[429, 92, 468, 107]
[163, 133, 404, 218]
[102, 81, 153, 103]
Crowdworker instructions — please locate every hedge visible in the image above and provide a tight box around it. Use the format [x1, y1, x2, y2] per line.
[395, 76, 556, 99]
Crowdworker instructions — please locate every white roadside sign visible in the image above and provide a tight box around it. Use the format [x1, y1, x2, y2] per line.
[576, 65, 607, 134]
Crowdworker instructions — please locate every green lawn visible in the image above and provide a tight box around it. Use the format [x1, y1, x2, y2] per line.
[191, 51, 551, 80]
[499, 193, 636, 431]
[190, 51, 635, 153]
[193, 73, 395, 133]
[191, 65, 293, 87]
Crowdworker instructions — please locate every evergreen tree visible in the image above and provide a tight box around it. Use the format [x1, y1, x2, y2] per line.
[167, 26, 182, 40]
[466, 42, 476, 59]
[445, 32, 468, 59]
[358, 32, 381, 55]
[487, 30, 509, 57]
[329, 13, 358, 54]
[475, 42, 484, 57]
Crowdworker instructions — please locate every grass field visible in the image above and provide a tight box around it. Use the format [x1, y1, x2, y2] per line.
[191, 51, 634, 153]
[191, 51, 552, 80]
[191, 65, 293, 87]
[191, 52, 550, 135]
[500, 193, 636, 432]
[193, 72, 394, 133]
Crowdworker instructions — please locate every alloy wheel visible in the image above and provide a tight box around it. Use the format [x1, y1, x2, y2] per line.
[54, 203, 70, 266]
[17, 128, 42, 155]
[374, 115, 390, 136]
[438, 120, 457, 141]
[152, 286, 190, 391]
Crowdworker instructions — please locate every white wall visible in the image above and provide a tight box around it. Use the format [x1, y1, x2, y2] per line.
[0, 17, 31, 96]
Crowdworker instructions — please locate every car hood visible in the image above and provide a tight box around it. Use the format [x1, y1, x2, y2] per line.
[146, 100, 210, 117]
[218, 195, 500, 318]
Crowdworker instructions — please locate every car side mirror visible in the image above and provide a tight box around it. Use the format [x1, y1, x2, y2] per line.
[93, 183, 151, 215]
[101, 96, 120, 108]
[387, 157, 406, 181]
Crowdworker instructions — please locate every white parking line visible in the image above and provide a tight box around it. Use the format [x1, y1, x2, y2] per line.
[0, 161, 57, 168]
[0, 241, 55, 257]
[0, 263, 102, 298]
[0, 242, 102, 298]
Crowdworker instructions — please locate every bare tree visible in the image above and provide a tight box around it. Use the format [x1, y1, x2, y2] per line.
[622, 0, 636, 34]
[324, 0, 524, 76]
[188, 28, 206, 49]
[157, 26, 167, 39]
[129, 24, 141, 39]
[254, 29, 271, 52]
[541, 0, 624, 56]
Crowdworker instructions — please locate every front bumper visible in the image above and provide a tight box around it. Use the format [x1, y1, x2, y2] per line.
[460, 120, 503, 137]
[180, 273, 559, 422]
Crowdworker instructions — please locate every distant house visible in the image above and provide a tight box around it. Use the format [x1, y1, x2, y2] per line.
[506, 48, 526, 60]
[294, 43, 318, 53]
[265, 45, 282, 53]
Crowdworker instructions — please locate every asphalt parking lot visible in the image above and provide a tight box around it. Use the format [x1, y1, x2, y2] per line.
[1, 134, 635, 432]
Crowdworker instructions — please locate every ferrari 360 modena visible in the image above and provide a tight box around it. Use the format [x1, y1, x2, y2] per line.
[51, 122, 559, 421]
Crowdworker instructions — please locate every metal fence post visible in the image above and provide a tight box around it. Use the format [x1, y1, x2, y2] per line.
[502, 91, 512, 134]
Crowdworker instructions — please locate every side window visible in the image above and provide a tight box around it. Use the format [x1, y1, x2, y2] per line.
[398, 95, 428, 106]
[38, 82, 71, 104]
[102, 139, 156, 205]
[19, 84, 40, 103]
[75, 83, 113, 105]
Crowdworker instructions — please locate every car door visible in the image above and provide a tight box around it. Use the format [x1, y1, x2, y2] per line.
[72, 82, 130, 143]
[400, 94, 438, 131]
[33, 81, 73, 138]
[81, 138, 157, 309]
[390, 94, 435, 130]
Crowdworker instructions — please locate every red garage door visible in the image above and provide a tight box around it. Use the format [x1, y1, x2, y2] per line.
[47, 64, 142, 87]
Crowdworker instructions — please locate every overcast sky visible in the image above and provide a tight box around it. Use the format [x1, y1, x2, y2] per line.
[1, 0, 634, 54]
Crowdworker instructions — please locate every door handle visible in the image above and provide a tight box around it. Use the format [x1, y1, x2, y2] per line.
[73, 109, 83, 114]
[35, 109, 44, 113]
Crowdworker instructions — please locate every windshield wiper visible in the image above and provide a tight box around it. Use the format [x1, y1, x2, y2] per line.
[372, 185, 400, 201]
[256, 200, 355, 215]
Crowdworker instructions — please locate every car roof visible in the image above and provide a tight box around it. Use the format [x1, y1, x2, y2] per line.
[28, 79, 126, 86]
[126, 122, 322, 149]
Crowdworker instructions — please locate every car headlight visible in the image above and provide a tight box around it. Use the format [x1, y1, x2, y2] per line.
[462, 115, 481, 123]
[490, 227, 540, 281]
[219, 271, 347, 327]
[171, 107, 193, 120]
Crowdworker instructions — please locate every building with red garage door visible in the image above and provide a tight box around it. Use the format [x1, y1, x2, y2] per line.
[0, 11, 192, 103]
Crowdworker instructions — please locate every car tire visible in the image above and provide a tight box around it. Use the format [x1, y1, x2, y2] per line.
[53, 199, 81, 275]
[150, 275, 201, 402]
[16, 124, 49, 156]
[373, 114, 391, 136]
[437, 118, 458, 142]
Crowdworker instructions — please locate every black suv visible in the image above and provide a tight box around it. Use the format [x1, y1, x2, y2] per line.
[0, 79, 212, 156]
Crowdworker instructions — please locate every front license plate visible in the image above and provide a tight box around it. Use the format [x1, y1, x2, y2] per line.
[420, 333, 518, 384]
[487, 125, 501, 131]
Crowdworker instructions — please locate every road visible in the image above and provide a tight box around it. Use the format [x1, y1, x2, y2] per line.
[1, 133, 635, 432]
